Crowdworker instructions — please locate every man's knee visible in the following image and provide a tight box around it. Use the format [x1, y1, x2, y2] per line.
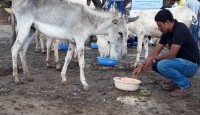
[156, 60, 169, 73]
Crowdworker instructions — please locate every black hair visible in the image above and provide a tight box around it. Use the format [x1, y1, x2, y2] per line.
[154, 9, 174, 23]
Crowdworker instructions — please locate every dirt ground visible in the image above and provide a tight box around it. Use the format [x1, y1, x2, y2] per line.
[0, 25, 200, 115]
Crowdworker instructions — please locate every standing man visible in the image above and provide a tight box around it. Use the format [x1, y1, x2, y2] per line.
[87, 0, 105, 9]
[185, 0, 200, 42]
[173, 0, 186, 7]
[185, 0, 199, 16]
[132, 9, 200, 97]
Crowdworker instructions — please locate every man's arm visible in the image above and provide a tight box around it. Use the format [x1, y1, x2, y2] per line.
[132, 43, 181, 78]
[143, 43, 181, 72]
[153, 44, 181, 61]
[142, 44, 165, 71]
[132, 43, 165, 78]
[147, 44, 165, 59]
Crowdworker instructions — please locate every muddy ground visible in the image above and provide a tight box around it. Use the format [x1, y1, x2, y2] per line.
[0, 25, 200, 115]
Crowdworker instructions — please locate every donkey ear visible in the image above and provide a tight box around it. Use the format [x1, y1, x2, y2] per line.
[127, 16, 139, 23]
[112, 19, 119, 24]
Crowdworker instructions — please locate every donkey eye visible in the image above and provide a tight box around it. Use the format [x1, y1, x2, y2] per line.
[118, 32, 123, 37]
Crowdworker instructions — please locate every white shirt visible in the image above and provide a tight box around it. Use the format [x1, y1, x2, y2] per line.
[185, 0, 200, 16]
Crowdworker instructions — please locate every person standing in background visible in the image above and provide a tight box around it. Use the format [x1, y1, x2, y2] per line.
[177, 0, 186, 6]
[173, 0, 186, 7]
[185, 0, 199, 16]
[185, 0, 200, 42]
[87, 0, 106, 9]
[197, 0, 200, 42]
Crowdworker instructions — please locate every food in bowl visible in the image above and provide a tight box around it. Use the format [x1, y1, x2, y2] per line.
[97, 57, 118, 66]
[113, 77, 141, 91]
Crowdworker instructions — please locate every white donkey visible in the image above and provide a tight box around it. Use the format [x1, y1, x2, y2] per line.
[34, 0, 95, 70]
[11, 0, 129, 90]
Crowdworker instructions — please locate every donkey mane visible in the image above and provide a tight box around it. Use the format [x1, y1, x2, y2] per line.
[87, 8, 121, 20]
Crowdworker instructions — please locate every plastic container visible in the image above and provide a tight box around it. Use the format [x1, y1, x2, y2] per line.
[113, 77, 141, 91]
[58, 44, 69, 51]
[97, 56, 118, 66]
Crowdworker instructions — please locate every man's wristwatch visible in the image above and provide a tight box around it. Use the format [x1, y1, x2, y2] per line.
[152, 58, 156, 63]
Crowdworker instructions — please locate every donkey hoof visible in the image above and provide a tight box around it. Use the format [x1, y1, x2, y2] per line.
[61, 80, 67, 86]
[83, 85, 90, 91]
[46, 64, 51, 68]
[14, 79, 19, 84]
[56, 66, 62, 71]
[14, 81, 24, 85]
[42, 50, 46, 54]
[35, 49, 39, 52]
[27, 78, 34, 82]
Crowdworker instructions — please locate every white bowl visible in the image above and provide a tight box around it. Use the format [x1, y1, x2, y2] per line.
[113, 77, 141, 91]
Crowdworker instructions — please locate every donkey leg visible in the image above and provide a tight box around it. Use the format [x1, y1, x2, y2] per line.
[74, 47, 78, 59]
[53, 39, 61, 71]
[143, 36, 149, 59]
[35, 30, 40, 52]
[46, 38, 52, 68]
[76, 42, 89, 90]
[133, 33, 144, 67]
[61, 42, 75, 85]
[11, 24, 32, 83]
[40, 36, 45, 53]
[19, 29, 35, 82]
[12, 42, 20, 83]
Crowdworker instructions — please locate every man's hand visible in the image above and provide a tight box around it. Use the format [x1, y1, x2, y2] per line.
[132, 57, 156, 78]
[143, 57, 154, 72]
[132, 64, 144, 78]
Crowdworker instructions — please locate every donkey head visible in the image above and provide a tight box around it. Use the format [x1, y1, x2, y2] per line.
[107, 15, 139, 60]
[108, 18, 128, 60]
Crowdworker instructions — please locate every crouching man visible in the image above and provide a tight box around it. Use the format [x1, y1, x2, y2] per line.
[132, 9, 200, 97]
